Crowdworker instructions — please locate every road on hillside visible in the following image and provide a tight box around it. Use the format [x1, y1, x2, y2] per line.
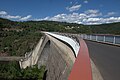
[85, 40, 120, 80]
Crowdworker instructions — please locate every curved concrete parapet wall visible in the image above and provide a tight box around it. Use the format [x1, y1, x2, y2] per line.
[45, 32, 80, 57]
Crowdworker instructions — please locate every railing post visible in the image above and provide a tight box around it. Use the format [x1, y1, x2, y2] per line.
[90, 35, 92, 40]
[104, 36, 106, 42]
[87, 35, 89, 40]
[81, 34, 83, 39]
[85, 35, 87, 39]
[96, 35, 98, 41]
[80, 34, 82, 38]
[113, 36, 116, 44]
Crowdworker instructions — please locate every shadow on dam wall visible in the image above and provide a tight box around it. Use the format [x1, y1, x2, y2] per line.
[37, 40, 73, 80]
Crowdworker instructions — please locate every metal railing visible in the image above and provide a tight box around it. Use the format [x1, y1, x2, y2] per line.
[80, 34, 120, 45]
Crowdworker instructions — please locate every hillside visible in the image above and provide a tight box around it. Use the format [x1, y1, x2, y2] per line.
[89, 22, 120, 34]
[0, 18, 44, 79]
[0, 18, 42, 56]
[1, 17, 120, 35]
[0, 17, 120, 56]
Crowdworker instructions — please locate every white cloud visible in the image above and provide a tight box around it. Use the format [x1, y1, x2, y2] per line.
[104, 12, 117, 17]
[0, 10, 21, 19]
[1, 10, 120, 25]
[37, 9, 120, 25]
[82, 17, 120, 25]
[66, 4, 82, 12]
[85, 9, 99, 14]
[39, 11, 102, 24]
[105, 17, 120, 23]
[84, 1, 88, 3]
[84, 9, 102, 17]
[34, 16, 50, 21]
[19, 15, 32, 21]
[5, 15, 21, 19]
[0, 11, 7, 15]
[0, 10, 33, 21]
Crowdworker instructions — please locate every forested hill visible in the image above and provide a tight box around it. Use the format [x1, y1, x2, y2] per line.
[89, 23, 120, 34]
[0, 17, 120, 35]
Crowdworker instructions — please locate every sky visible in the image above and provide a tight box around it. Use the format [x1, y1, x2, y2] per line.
[0, 0, 120, 25]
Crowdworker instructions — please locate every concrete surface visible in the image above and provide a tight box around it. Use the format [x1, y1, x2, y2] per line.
[38, 34, 75, 80]
[0, 56, 24, 61]
[19, 36, 47, 68]
[85, 40, 120, 80]
[91, 59, 103, 80]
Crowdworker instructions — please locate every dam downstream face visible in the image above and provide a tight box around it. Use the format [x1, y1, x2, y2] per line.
[38, 41, 50, 68]
[38, 40, 74, 80]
